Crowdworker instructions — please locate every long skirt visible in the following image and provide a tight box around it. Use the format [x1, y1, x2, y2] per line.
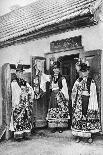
[46, 90, 70, 128]
[10, 93, 33, 139]
[72, 95, 101, 138]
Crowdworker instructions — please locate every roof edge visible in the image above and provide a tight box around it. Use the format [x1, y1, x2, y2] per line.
[0, 14, 97, 49]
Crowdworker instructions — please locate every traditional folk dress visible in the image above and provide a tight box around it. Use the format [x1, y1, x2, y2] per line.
[46, 77, 70, 129]
[10, 77, 34, 139]
[72, 76, 101, 139]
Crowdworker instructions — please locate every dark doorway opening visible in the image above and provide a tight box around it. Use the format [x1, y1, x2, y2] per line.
[58, 53, 79, 127]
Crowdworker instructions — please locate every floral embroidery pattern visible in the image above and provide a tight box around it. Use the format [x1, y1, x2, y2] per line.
[72, 78, 101, 132]
[13, 86, 33, 132]
[47, 91, 70, 124]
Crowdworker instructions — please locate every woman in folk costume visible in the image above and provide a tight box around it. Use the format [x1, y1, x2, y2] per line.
[71, 59, 101, 143]
[46, 61, 70, 133]
[9, 64, 34, 140]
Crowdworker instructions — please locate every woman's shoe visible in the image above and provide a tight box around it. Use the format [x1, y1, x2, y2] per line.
[14, 131, 23, 140]
[75, 137, 80, 143]
[59, 130, 63, 133]
[88, 138, 93, 144]
[51, 128, 56, 133]
[24, 130, 31, 139]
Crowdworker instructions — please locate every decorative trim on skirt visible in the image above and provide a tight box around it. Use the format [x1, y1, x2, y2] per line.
[48, 118, 69, 128]
[71, 127, 100, 138]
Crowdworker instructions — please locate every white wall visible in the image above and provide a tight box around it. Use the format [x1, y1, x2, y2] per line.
[0, 24, 103, 66]
[0, 23, 103, 127]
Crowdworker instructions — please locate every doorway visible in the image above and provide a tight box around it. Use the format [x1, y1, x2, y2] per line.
[58, 53, 79, 127]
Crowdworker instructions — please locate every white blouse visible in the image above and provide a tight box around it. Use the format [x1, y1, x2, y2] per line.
[40, 73, 50, 92]
[51, 78, 69, 100]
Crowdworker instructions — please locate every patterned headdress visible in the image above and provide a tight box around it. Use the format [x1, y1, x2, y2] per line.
[16, 64, 24, 72]
[52, 60, 61, 69]
[75, 58, 90, 72]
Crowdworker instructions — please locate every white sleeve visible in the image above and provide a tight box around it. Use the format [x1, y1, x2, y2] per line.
[26, 83, 34, 99]
[11, 81, 21, 109]
[88, 80, 98, 111]
[71, 81, 78, 107]
[61, 78, 69, 100]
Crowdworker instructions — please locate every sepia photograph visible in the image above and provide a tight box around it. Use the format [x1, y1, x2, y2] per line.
[0, 0, 103, 154]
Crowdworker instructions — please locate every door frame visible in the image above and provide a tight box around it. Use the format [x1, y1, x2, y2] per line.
[30, 56, 48, 128]
[45, 47, 84, 71]
[1, 63, 11, 140]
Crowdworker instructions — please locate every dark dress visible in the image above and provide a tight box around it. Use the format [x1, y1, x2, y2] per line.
[47, 77, 70, 129]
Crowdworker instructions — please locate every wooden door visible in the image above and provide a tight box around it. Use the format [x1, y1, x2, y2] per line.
[79, 50, 101, 125]
[31, 56, 49, 127]
[1, 63, 12, 140]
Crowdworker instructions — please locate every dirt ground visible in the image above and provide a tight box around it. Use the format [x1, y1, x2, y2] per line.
[0, 129, 103, 155]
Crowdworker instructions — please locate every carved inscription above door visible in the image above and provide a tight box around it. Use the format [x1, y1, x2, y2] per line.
[50, 35, 82, 52]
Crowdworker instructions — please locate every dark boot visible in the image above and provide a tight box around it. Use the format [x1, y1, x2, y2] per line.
[51, 128, 57, 133]
[75, 137, 81, 143]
